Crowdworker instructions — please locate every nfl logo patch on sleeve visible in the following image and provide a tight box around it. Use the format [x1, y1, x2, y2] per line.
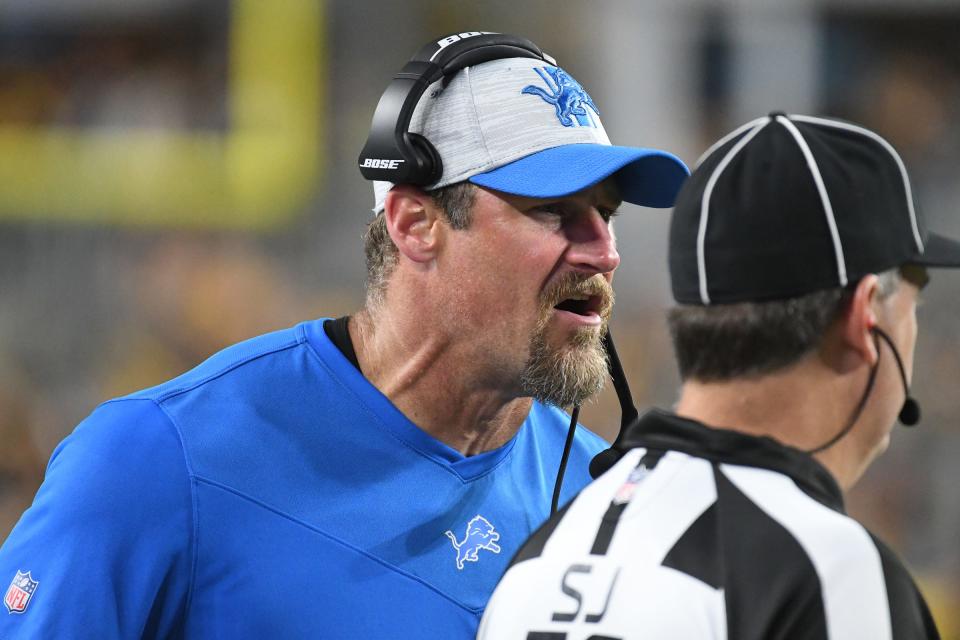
[4, 570, 38, 614]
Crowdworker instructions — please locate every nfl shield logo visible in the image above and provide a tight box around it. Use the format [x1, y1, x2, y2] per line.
[4, 570, 38, 614]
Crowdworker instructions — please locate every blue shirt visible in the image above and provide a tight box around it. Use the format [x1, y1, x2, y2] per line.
[0, 319, 607, 638]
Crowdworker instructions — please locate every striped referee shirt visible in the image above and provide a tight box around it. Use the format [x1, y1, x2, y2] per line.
[478, 409, 940, 639]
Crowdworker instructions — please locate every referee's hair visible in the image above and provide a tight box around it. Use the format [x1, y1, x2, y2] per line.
[668, 269, 900, 382]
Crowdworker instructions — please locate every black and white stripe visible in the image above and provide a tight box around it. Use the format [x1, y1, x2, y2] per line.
[478, 411, 940, 639]
[696, 119, 770, 304]
[789, 114, 924, 255]
[774, 115, 848, 287]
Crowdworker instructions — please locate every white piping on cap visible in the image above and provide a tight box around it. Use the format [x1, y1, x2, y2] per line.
[697, 119, 770, 305]
[789, 114, 924, 255]
[776, 115, 848, 287]
[693, 115, 770, 170]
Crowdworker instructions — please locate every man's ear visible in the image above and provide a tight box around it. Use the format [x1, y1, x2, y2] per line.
[383, 185, 444, 264]
[839, 274, 881, 367]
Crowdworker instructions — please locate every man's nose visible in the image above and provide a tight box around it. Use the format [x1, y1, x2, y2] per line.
[564, 210, 620, 274]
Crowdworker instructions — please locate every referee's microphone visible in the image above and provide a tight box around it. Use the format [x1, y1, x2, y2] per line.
[873, 327, 921, 426]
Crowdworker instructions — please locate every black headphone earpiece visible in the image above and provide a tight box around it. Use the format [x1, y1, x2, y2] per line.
[405, 133, 443, 185]
[358, 32, 554, 185]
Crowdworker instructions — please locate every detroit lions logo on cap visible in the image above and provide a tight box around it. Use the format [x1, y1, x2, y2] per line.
[4, 570, 38, 614]
[522, 67, 599, 128]
[444, 515, 501, 570]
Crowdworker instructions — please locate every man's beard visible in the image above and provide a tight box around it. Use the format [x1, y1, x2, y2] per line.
[519, 273, 614, 408]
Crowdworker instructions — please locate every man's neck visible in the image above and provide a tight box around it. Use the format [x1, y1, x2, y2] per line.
[349, 308, 533, 456]
[674, 362, 870, 490]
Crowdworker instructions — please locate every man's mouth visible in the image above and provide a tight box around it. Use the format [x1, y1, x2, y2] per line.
[542, 273, 614, 330]
[553, 293, 603, 318]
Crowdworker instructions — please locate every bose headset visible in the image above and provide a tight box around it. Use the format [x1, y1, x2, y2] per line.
[358, 32, 555, 185]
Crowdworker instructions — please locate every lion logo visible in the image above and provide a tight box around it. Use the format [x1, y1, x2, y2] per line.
[522, 66, 600, 128]
[444, 515, 502, 570]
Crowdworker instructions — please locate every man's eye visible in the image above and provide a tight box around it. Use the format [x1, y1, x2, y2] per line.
[600, 208, 620, 223]
[536, 204, 565, 216]
[529, 204, 568, 219]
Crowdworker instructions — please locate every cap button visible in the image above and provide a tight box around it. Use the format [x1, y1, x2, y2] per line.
[768, 110, 787, 119]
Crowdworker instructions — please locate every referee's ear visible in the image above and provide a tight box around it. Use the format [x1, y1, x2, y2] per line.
[837, 274, 881, 369]
[383, 185, 444, 266]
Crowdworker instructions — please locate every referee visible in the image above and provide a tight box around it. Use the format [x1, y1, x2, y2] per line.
[478, 113, 960, 639]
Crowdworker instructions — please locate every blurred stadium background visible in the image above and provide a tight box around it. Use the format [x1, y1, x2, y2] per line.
[0, 0, 958, 632]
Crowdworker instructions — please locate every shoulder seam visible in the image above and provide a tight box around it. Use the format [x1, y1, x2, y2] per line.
[107, 399, 197, 638]
[151, 399, 199, 634]
[152, 336, 304, 402]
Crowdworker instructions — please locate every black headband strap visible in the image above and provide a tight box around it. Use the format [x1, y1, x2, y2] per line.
[358, 33, 551, 185]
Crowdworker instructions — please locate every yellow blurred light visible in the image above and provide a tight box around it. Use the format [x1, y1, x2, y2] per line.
[0, 0, 325, 229]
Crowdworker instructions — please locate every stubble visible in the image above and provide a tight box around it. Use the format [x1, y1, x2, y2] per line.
[519, 273, 614, 408]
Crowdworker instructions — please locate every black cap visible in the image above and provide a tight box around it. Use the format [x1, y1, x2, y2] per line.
[670, 113, 960, 305]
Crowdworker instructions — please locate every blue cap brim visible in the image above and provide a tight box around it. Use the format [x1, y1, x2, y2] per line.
[468, 144, 690, 208]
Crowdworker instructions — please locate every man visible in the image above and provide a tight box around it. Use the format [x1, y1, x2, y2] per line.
[478, 112, 960, 639]
[0, 34, 688, 638]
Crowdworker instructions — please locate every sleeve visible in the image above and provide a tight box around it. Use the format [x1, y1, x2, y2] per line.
[870, 534, 942, 640]
[0, 398, 194, 639]
[763, 533, 941, 640]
